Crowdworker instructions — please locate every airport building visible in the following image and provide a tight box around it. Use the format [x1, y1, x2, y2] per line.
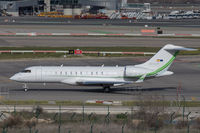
[0, 0, 149, 16]
[0, 0, 122, 16]
[0, 0, 38, 16]
[41, 0, 121, 12]
[80, 0, 120, 10]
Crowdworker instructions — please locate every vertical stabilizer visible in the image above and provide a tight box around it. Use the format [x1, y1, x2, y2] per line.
[135, 44, 197, 76]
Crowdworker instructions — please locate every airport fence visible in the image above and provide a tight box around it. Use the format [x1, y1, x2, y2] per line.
[0, 95, 200, 133]
[0, 105, 198, 133]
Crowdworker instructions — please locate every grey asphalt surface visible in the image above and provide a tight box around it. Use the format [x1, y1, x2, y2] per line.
[1, 17, 200, 27]
[1, 24, 200, 34]
[0, 56, 199, 101]
[1, 36, 200, 47]
[1, 24, 200, 48]
[0, 18, 199, 102]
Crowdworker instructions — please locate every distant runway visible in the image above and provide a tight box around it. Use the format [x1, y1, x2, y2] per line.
[0, 36, 200, 47]
[0, 56, 199, 101]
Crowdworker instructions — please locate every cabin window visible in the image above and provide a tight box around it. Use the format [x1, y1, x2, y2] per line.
[80, 72, 82, 75]
[70, 72, 72, 75]
[65, 72, 67, 75]
[101, 72, 103, 75]
[60, 71, 62, 75]
[91, 72, 93, 75]
[96, 72, 98, 75]
[21, 70, 31, 73]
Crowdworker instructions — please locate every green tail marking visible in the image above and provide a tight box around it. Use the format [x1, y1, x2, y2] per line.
[147, 51, 179, 77]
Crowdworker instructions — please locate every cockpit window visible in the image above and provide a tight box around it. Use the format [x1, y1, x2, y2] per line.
[21, 70, 31, 73]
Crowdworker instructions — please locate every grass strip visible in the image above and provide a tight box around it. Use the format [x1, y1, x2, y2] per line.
[122, 101, 200, 107]
[1, 100, 200, 107]
[0, 46, 160, 52]
[0, 46, 199, 60]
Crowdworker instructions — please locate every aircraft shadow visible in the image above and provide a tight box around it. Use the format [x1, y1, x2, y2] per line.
[11, 87, 176, 95]
[111, 87, 176, 95]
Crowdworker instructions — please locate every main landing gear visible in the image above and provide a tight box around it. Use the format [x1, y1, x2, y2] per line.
[23, 83, 28, 92]
[103, 86, 110, 93]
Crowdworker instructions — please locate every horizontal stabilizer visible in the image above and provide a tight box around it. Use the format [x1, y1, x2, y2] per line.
[164, 44, 198, 51]
[155, 71, 174, 77]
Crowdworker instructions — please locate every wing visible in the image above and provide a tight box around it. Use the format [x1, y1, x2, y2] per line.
[77, 80, 133, 86]
[61, 77, 133, 86]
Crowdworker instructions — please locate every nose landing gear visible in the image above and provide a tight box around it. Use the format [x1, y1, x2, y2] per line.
[23, 83, 28, 92]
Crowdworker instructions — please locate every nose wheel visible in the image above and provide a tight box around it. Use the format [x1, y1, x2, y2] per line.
[23, 83, 28, 92]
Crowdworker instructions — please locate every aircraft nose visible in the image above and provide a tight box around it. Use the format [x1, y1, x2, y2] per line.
[10, 75, 17, 81]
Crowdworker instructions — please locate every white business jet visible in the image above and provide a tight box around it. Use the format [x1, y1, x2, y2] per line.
[10, 44, 197, 92]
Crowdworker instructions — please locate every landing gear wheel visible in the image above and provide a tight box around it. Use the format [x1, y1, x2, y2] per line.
[103, 86, 110, 93]
[23, 83, 28, 92]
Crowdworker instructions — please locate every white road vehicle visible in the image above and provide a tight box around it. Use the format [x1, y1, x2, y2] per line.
[10, 44, 197, 92]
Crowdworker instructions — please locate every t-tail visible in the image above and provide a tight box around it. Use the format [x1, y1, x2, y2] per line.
[135, 44, 197, 78]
